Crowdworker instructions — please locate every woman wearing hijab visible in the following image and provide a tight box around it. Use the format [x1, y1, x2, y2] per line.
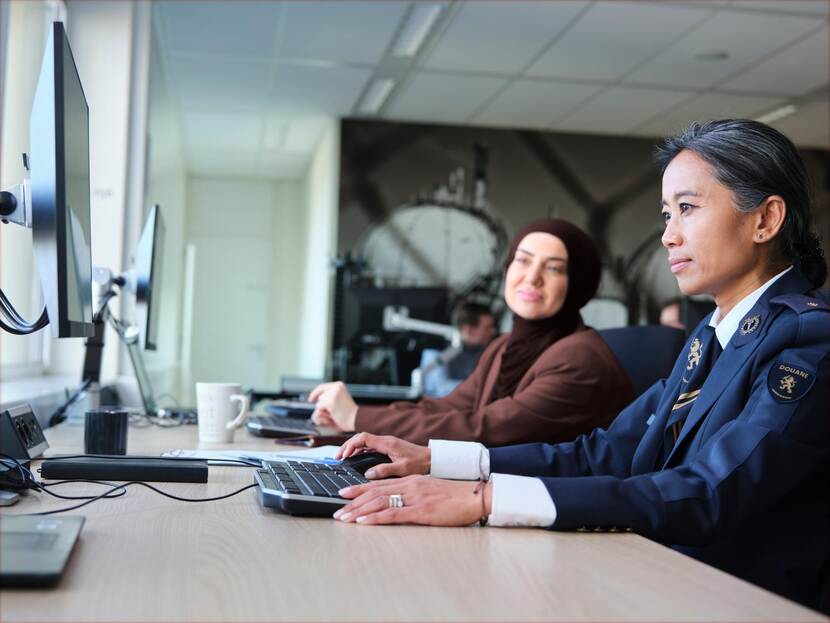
[308, 219, 634, 447]
[331, 119, 829, 612]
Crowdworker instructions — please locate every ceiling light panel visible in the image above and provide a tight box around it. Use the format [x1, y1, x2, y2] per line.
[473, 79, 602, 128]
[764, 99, 828, 148]
[627, 11, 819, 89]
[280, 1, 407, 64]
[527, 2, 711, 81]
[385, 71, 507, 124]
[157, 1, 282, 58]
[358, 79, 396, 114]
[392, 3, 444, 57]
[555, 86, 692, 134]
[720, 25, 828, 96]
[423, 1, 585, 74]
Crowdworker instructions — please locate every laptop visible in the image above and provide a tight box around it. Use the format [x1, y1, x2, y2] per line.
[0, 515, 84, 587]
[126, 340, 197, 422]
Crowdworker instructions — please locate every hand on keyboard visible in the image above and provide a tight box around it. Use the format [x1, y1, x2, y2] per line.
[337, 433, 430, 479]
[333, 475, 492, 527]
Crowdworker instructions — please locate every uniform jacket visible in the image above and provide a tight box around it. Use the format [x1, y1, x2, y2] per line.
[356, 327, 634, 447]
[489, 269, 830, 609]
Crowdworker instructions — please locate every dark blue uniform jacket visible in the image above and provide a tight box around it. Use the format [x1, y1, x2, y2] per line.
[490, 269, 830, 609]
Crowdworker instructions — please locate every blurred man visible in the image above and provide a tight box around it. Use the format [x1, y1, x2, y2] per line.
[421, 302, 497, 397]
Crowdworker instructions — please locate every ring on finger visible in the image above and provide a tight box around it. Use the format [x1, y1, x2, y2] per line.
[388, 494, 404, 509]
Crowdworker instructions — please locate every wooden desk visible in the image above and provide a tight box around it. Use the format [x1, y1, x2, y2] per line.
[1, 421, 825, 622]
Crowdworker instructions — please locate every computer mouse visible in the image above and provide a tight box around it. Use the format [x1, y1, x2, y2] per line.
[340, 451, 392, 476]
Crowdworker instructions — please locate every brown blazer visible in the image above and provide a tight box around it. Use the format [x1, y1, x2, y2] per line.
[355, 326, 635, 446]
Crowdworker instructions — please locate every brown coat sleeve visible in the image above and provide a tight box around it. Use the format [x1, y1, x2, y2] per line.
[354, 329, 634, 447]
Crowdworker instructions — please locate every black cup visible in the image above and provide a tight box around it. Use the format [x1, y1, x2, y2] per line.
[84, 409, 128, 455]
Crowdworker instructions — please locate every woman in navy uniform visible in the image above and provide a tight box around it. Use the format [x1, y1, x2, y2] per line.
[331, 119, 829, 611]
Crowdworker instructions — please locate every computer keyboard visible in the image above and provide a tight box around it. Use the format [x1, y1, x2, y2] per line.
[247, 414, 318, 437]
[254, 459, 368, 516]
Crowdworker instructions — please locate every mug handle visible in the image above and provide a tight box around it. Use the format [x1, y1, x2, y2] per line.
[226, 393, 250, 430]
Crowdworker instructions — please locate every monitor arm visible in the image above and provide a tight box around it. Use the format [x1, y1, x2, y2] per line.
[0, 155, 32, 228]
[382, 306, 462, 393]
[382, 306, 461, 347]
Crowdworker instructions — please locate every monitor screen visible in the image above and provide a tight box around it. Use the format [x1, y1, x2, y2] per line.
[30, 22, 93, 338]
[134, 205, 165, 350]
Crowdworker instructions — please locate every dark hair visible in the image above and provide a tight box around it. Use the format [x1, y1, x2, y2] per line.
[454, 302, 493, 329]
[655, 119, 827, 288]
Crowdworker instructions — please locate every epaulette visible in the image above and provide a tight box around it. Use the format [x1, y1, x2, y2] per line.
[770, 292, 830, 314]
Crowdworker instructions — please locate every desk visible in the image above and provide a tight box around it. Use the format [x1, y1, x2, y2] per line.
[1, 421, 825, 622]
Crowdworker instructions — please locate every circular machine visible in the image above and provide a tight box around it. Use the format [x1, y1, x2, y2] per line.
[357, 200, 508, 300]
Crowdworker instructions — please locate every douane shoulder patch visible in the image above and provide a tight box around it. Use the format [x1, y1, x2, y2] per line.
[768, 361, 816, 402]
[770, 294, 830, 314]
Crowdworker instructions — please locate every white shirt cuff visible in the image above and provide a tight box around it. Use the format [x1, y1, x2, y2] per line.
[488, 473, 557, 528]
[428, 439, 489, 480]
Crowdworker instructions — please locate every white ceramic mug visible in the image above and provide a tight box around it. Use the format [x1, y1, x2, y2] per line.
[196, 383, 250, 443]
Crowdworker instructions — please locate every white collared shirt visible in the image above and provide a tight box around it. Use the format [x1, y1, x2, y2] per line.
[430, 265, 795, 528]
[709, 266, 792, 348]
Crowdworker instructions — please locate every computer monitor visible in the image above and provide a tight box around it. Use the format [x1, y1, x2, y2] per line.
[133, 205, 164, 350]
[30, 22, 93, 338]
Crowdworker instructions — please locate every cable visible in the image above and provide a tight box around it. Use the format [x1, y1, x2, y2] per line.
[0, 288, 49, 333]
[31, 481, 258, 516]
[47, 379, 92, 427]
[0, 454, 260, 515]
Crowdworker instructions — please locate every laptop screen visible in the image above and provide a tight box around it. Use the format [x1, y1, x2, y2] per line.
[126, 339, 157, 414]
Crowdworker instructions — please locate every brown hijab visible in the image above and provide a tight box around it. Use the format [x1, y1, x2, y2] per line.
[489, 219, 601, 401]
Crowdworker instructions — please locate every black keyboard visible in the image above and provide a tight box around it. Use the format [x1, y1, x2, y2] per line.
[254, 459, 368, 516]
[246, 414, 318, 437]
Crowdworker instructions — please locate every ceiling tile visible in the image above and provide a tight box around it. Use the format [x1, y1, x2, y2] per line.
[385, 72, 508, 124]
[527, 1, 712, 81]
[167, 55, 274, 113]
[279, 1, 408, 64]
[182, 112, 265, 151]
[627, 10, 820, 89]
[632, 91, 786, 137]
[283, 117, 330, 153]
[257, 151, 310, 178]
[768, 99, 830, 148]
[472, 79, 602, 128]
[423, 1, 586, 75]
[157, 1, 281, 58]
[731, 0, 830, 15]
[271, 64, 371, 115]
[554, 86, 693, 134]
[721, 25, 828, 97]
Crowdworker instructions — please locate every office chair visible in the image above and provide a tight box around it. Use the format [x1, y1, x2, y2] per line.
[599, 326, 686, 397]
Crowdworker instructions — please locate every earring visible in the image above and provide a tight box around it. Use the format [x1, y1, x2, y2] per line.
[757, 234, 765, 241]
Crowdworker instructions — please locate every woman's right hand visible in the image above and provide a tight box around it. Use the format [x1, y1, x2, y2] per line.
[337, 433, 431, 479]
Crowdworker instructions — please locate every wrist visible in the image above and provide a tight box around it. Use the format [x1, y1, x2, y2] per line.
[345, 405, 359, 431]
[484, 480, 493, 517]
[420, 446, 432, 474]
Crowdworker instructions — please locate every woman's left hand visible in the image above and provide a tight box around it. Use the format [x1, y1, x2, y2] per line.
[333, 475, 492, 526]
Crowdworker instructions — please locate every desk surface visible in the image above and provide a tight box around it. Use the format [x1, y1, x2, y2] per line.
[1, 421, 825, 623]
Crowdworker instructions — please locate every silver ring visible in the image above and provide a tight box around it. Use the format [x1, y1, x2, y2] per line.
[388, 494, 404, 509]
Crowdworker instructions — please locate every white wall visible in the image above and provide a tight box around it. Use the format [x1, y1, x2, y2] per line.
[297, 121, 340, 378]
[140, 20, 187, 399]
[0, 0, 52, 374]
[182, 176, 305, 400]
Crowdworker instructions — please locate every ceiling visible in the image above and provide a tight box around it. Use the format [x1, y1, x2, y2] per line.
[152, 0, 830, 180]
